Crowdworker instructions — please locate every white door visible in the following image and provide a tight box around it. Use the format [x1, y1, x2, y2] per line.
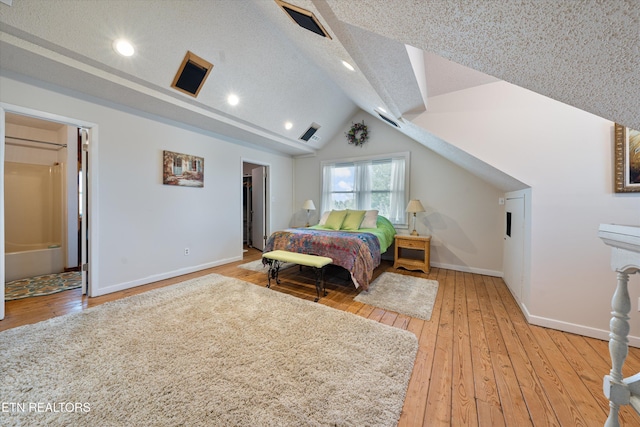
[503, 196, 525, 301]
[251, 166, 266, 251]
[80, 128, 89, 295]
[1, 109, 5, 320]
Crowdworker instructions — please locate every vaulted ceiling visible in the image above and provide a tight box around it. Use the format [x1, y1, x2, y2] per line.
[1, 0, 638, 191]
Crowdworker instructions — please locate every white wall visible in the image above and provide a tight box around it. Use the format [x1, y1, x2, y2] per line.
[1, 75, 294, 296]
[413, 81, 640, 344]
[294, 110, 505, 276]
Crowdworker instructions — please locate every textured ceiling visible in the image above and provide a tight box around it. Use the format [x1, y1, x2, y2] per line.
[326, 0, 640, 130]
[1, 0, 638, 191]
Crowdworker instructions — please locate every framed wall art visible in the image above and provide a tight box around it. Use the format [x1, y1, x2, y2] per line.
[163, 150, 204, 187]
[614, 123, 640, 193]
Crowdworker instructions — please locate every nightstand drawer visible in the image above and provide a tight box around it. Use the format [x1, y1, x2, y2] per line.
[397, 238, 425, 249]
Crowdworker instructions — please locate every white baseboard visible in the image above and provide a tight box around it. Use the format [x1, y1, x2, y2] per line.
[90, 255, 243, 297]
[430, 261, 502, 278]
[521, 304, 640, 348]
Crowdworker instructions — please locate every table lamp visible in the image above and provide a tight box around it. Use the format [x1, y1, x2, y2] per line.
[302, 199, 316, 227]
[406, 199, 425, 236]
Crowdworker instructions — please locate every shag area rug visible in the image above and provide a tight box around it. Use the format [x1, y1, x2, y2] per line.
[1, 274, 418, 426]
[5, 271, 81, 301]
[238, 258, 294, 272]
[355, 272, 439, 320]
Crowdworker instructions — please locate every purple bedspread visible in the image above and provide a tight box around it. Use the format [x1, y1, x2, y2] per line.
[263, 228, 381, 290]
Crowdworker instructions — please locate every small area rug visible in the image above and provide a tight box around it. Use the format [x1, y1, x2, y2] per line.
[355, 272, 439, 320]
[5, 271, 81, 301]
[1, 273, 418, 426]
[237, 258, 294, 272]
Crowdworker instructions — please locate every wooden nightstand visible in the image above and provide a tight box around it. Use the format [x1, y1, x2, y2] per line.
[394, 235, 431, 274]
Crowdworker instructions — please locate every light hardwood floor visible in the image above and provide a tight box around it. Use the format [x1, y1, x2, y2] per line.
[3, 248, 640, 426]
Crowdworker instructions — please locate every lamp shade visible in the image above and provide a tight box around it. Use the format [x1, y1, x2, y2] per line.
[405, 199, 425, 213]
[302, 199, 316, 211]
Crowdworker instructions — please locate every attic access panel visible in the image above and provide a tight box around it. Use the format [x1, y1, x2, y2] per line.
[171, 51, 213, 98]
[276, 0, 332, 39]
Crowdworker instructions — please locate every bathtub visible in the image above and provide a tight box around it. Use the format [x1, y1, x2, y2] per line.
[5, 243, 65, 282]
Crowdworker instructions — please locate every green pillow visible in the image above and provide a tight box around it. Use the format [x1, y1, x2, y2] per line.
[324, 210, 348, 230]
[341, 210, 366, 231]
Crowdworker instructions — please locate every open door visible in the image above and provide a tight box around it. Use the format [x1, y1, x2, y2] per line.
[1, 108, 5, 320]
[251, 166, 267, 251]
[80, 128, 89, 295]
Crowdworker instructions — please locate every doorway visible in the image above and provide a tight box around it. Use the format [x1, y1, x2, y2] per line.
[242, 161, 269, 251]
[1, 105, 93, 320]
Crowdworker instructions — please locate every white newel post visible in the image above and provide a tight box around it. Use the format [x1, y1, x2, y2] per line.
[599, 224, 640, 427]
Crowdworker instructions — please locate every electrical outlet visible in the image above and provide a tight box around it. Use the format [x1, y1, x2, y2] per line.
[184, 248, 190, 256]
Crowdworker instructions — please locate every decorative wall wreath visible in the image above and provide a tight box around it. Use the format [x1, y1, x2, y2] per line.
[345, 121, 368, 147]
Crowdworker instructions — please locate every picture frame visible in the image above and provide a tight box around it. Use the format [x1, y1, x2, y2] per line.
[614, 123, 640, 193]
[163, 150, 204, 187]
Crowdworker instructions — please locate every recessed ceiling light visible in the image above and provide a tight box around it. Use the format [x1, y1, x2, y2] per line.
[285, 121, 293, 130]
[227, 94, 239, 106]
[341, 60, 355, 71]
[113, 39, 134, 57]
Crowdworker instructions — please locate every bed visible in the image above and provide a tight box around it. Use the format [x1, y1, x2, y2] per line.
[263, 210, 396, 290]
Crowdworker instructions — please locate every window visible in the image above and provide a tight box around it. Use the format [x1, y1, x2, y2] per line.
[321, 152, 409, 225]
[173, 156, 182, 175]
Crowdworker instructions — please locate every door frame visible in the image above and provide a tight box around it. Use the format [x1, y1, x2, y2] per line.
[241, 159, 270, 252]
[503, 195, 525, 301]
[502, 188, 531, 308]
[1, 103, 99, 320]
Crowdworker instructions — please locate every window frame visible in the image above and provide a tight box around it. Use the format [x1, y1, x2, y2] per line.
[320, 151, 410, 227]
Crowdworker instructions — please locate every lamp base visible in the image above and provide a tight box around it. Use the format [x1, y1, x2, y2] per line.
[410, 213, 419, 236]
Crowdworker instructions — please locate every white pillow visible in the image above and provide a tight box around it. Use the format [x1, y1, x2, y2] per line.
[360, 210, 378, 228]
[318, 211, 331, 226]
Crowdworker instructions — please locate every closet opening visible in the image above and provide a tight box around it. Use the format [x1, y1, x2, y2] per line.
[242, 161, 269, 252]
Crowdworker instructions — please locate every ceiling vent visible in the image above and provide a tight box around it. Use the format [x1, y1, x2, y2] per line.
[376, 112, 400, 128]
[171, 51, 214, 98]
[300, 123, 320, 142]
[276, 0, 332, 39]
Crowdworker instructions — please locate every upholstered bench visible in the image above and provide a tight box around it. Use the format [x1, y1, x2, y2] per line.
[262, 250, 332, 302]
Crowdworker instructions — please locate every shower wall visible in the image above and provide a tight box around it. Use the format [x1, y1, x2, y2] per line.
[4, 161, 63, 252]
[4, 120, 78, 279]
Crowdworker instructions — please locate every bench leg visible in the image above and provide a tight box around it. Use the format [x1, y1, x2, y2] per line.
[313, 266, 328, 302]
[266, 260, 282, 288]
[322, 267, 327, 297]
